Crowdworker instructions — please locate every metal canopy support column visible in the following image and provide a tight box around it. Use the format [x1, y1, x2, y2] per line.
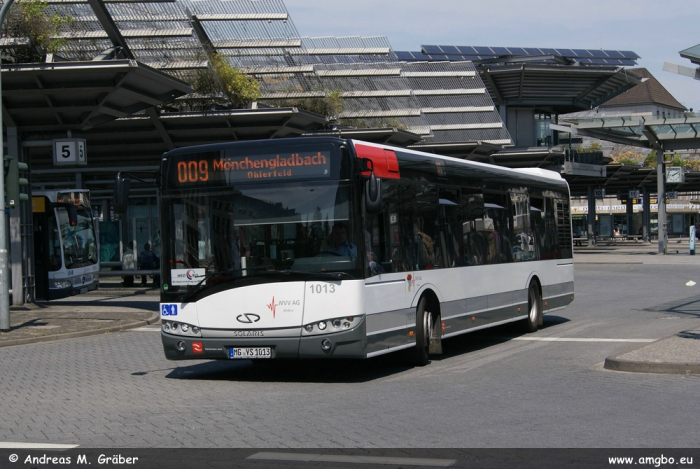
[0, 0, 16, 330]
[642, 127, 666, 254]
[626, 195, 633, 238]
[588, 186, 597, 245]
[7, 126, 24, 305]
[657, 153, 667, 253]
[643, 186, 651, 243]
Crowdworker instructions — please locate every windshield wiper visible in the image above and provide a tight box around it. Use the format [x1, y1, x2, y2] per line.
[178, 268, 354, 302]
[180, 270, 237, 302]
[273, 270, 353, 280]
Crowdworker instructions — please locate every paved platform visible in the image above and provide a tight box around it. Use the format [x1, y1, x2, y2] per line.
[1, 243, 700, 375]
[1, 282, 159, 347]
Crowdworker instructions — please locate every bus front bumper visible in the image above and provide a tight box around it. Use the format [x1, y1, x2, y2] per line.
[161, 320, 366, 360]
[48, 279, 99, 300]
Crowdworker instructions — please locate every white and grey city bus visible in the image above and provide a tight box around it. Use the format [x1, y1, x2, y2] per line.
[32, 190, 99, 300]
[120, 137, 573, 366]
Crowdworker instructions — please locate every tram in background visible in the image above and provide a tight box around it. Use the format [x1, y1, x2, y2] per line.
[32, 190, 99, 300]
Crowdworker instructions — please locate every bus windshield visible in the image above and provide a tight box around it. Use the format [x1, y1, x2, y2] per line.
[56, 206, 98, 270]
[162, 180, 361, 298]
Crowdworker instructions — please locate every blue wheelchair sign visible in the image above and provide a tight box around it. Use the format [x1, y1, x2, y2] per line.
[161, 304, 178, 316]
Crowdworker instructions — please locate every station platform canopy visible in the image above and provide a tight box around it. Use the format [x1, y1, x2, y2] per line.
[396, 46, 644, 113]
[553, 114, 700, 196]
[554, 113, 700, 152]
[1, 60, 192, 131]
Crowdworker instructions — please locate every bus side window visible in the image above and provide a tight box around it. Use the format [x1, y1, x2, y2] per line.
[510, 190, 534, 262]
[461, 191, 485, 266]
[530, 196, 545, 261]
[482, 192, 512, 264]
[380, 181, 406, 273]
[437, 187, 463, 268]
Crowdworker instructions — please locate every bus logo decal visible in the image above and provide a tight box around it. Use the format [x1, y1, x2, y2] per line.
[267, 297, 277, 318]
[237, 313, 261, 324]
[162, 304, 178, 316]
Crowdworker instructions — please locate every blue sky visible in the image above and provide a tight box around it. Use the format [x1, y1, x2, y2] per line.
[285, 0, 700, 112]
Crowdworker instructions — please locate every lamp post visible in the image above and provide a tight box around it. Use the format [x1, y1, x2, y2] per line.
[0, 0, 16, 331]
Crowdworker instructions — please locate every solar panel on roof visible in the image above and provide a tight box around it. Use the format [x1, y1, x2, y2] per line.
[395, 51, 415, 60]
[572, 49, 594, 57]
[491, 47, 509, 55]
[523, 48, 543, 55]
[422, 45, 443, 54]
[555, 49, 575, 57]
[506, 47, 526, 56]
[619, 50, 640, 59]
[440, 45, 460, 55]
[602, 50, 623, 58]
[457, 46, 477, 55]
[540, 48, 558, 55]
[474, 46, 494, 55]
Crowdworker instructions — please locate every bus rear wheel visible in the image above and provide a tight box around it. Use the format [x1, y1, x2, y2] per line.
[522, 282, 542, 333]
[411, 296, 432, 366]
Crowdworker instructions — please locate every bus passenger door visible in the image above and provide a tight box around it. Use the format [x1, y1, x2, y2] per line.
[363, 182, 413, 351]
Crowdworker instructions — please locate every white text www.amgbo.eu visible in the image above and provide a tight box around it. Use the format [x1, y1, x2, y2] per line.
[609, 455, 694, 467]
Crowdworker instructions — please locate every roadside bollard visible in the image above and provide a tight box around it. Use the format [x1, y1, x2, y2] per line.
[691, 225, 696, 256]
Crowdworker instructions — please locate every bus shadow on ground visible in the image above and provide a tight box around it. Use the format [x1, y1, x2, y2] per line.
[164, 316, 571, 383]
[429, 315, 570, 363]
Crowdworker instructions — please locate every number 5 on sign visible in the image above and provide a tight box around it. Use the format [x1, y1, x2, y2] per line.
[53, 139, 87, 166]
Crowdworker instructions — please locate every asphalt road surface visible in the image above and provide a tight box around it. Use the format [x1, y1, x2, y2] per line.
[1, 263, 699, 453]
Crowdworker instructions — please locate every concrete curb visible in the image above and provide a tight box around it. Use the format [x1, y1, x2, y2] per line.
[604, 336, 700, 375]
[0, 312, 161, 348]
[604, 356, 700, 375]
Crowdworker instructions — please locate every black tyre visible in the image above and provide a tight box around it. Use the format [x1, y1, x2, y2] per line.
[411, 296, 432, 366]
[522, 282, 542, 333]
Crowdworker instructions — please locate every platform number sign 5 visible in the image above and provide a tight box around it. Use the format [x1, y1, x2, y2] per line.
[53, 139, 87, 166]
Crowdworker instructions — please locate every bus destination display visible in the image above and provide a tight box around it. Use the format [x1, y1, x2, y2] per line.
[173, 150, 332, 186]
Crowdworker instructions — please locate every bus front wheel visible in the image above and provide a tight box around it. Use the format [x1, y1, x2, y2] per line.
[522, 282, 542, 333]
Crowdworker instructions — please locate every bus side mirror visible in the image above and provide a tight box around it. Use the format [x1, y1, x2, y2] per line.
[365, 172, 382, 215]
[67, 205, 78, 226]
[114, 173, 131, 214]
[52, 203, 78, 226]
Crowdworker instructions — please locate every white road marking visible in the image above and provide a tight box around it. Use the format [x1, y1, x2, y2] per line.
[247, 452, 456, 467]
[0, 442, 79, 449]
[131, 326, 161, 331]
[513, 337, 655, 343]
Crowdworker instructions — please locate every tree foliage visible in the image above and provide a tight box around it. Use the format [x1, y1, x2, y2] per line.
[192, 53, 261, 108]
[4, 0, 74, 63]
[640, 151, 700, 170]
[266, 88, 345, 118]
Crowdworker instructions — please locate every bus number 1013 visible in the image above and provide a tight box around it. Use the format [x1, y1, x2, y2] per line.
[177, 161, 209, 183]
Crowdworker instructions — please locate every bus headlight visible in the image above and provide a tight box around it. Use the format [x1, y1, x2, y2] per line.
[52, 280, 72, 289]
[302, 315, 363, 336]
[162, 321, 201, 337]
